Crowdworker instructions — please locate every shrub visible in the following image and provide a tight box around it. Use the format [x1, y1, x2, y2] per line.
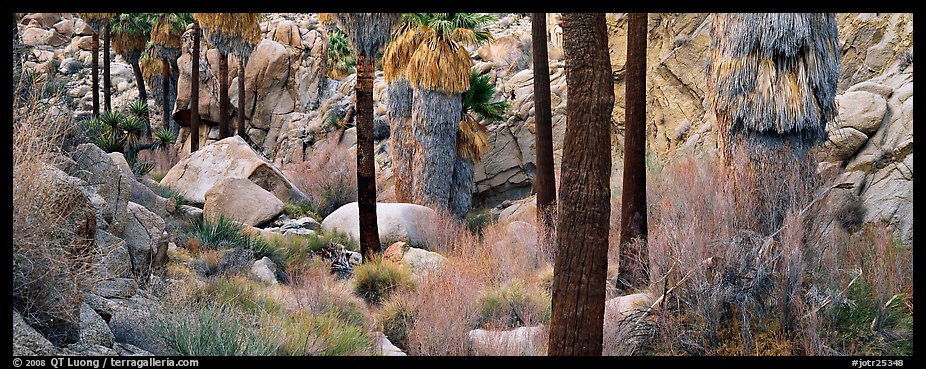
[272, 311, 372, 356]
[290, 258, 371, 328]
[353, 257, 415, 304]
[476, 280, 551, 329]
[13, 73, 96, 346]
[379, 299, 418, 351]
[189, 215, 281, 265]
[283, 202, 321, 222]
[284, 135, 357, 218]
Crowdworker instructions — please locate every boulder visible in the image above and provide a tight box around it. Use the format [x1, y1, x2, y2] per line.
[321, 202, 439, 249]
[20, 27, 54, 46]
[21, 13, 61, 28]
[160, 136, 308, 205]
[95, 230, 133, 279]
[52, 19, 75, 37]
[123, 202, 166, 282]
[113, 342, 155, 356]
[244, 39, 296, 130]
[467, 325, 546, 356]
[66, 144, 131, 236]
[105, 291, 171, 355]
[401, 247, 447, 276]
[837, 90, 888, 135]
[78, 303, 114, 348]
[281, 216, 322, 232]
[250, 257, 280, 285]
[476, 34, 528, 70]
[826, 127, 868, 161]
[375, 332, 407, 356]
[175, 205, 204, 230]
[13, 311, 58, 356]
[108, 152, 174, 218]
[383, 241, 408, 263]
[605, 292, 656, 321]
[204, 177, 285, 226]
[93, 278, 139, 299]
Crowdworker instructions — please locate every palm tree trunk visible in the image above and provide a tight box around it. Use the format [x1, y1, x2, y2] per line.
[532, 13, 557, 239]
[355, 53, 380, 261]
[91, 32, 100, 118]
[387, 78, 415, 203]
[548, 13, 613, 357]
[190, 21, 201, 152]
[237, 57, 246, 138]
[618, 13, 649, 291]
[130, 59, 151, 139]
[449, 155, 475, 219]
[411, 88, 461, 210]
[218, 52, 230, 139]
[162, 57, 173, 134]
[102, 21, 112, 112]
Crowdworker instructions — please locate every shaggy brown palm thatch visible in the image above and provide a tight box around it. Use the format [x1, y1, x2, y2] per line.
[331, 13, 401, 58]
[111, 31, 147, 64]
[140, 54, 165, 102]
[193, 13, 262, 58]
[405, 33, 473, 95]
[705, 13, 839, 163]
[705, 13, 839, 233]
[383, 26, 426, 83]
[150, 15, 184, 60]
[79, 13, 115, 33]
[456, 119, 490, 162]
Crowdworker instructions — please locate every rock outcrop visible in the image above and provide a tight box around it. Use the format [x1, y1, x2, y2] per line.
[204, 177, 284, 226]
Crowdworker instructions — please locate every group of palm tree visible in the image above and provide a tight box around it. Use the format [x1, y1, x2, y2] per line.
[61, 12, 837, 356]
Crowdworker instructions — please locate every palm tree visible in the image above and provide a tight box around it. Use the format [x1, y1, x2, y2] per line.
[382, 20, 423, 203]
[149, 13, 193, 135]
[548, 13, 613, 356]
[383, 13, 494, 215]
[617, 13, 649, 291]
[79, 13, 115, 117]
[705, 13, 838, 233]
[451, 69, 507, 219]
[111, 13, 153, 137]
[532, 13, 557, 239]
[331, 13, 402, 262]
[189, 18, 201, 152]
[194, 14, 262, 140]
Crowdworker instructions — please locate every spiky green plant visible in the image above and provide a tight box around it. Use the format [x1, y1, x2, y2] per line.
[326, 27, 356, 79]
[127, 156, 155, 176]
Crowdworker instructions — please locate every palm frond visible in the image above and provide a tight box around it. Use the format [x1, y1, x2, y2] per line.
[332, 13, 401, 57]
[79, 13, 116, 33]
[456, 118, 490, 162]
[405, 35, 473, 94]
[149, 13, 191, 59]
[462, 69, 508, 121]
[194, 13, 262, 58]
[383, 26, 427, 82]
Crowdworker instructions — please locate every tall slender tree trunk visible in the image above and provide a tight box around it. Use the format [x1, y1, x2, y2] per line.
[355, 53, 380, 261]
[548, 13, 613, 357]
[130, 59, 151, 138]
[618, 13, 649, 291]
[102, 22, 112, 112]
[190, 22, 201, 152]
[532, 12, 557, 240]
[91, 32, 100, 118]
[237, 57, 246, 138]
[162, 57, 173, 134]
[218, 52, 230, 139]
[411, 88, 461, 210]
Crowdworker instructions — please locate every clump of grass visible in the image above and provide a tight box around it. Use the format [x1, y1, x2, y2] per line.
[150, 171, 168, 183]
[272, 311, 372, 356]
[476, 280, 551, 329]
[464, 207, 494, 235]
[154, 185, 190, 207]
[283, 202, 321, 222]
[378, 299, 417, 351]
[199, 276, 285, 316]
[158, 300, 280, 355]
[353, 257, 415, 304]
[189, 215, 281, 265]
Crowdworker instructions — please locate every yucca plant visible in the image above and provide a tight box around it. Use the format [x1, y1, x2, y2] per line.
[84, 101, 173, 162]
[382, 13, 494, 217]
[194, 13, 262, 139]
[330, 13, 402, 263]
